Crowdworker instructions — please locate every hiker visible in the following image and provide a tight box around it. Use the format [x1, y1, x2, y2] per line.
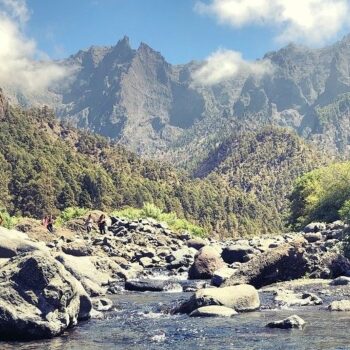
[97, 214, 107, 234]
[42, 215, 49, 228]
[85, 214, 94, 233]
[47, 215, 55, 233]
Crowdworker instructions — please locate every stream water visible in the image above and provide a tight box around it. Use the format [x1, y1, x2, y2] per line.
[2, 291, 350, 350]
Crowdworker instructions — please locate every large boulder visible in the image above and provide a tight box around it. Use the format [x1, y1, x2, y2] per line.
[61, 239, 93, 257]
[187, 238, 207, 250]
[56, 254, 111, 296]
[188, 246, 225, 279]
[224, 239, 308, 288]
[0, 227, 46, 258]
[0, 252, 92, 340]
[221, 245, 254, 264]
[176, 284, 260, 314]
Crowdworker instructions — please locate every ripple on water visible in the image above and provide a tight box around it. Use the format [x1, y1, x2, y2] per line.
[2, 292, 350, 349]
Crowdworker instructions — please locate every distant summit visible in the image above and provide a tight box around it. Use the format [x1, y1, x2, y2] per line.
[3, 34, 350, 161]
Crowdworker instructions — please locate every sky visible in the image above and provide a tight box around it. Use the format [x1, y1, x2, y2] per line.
[24, 0, 350, 63]
[1, 0, 350, 91]
[25, 0, 277, 63]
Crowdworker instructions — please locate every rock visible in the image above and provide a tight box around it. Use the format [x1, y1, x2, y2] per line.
[166, 247, 196, 269]
[330, 276, 350, 285]
[0, 252, 92, 340]
[275, 290, 323, 307]
[56, 254, 110, 296]
[125, 279, 181, 292]
[139, 257, 154, 268]
[189, 306, 237, 317]
[187, 238, 207, 250]
[304, 222, 326, 233]
[0, 227, 46, 258]
[92, 297, 113, 311]
[328, 300, 350, 311]
[221, 245, 254, 264]
[304, 232, 322, 243]
[224, 239, 308, 288]
[188, 246, 225, 279]
[266, 315, 306, 329]
[211, 267, 235, 287]
[176, 284, 260, 314]
[61, 239, 93, 256]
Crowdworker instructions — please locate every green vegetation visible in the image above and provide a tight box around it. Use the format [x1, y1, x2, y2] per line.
[194, 127, 329, 232]
[289, 162, 350, 228]
[112, 203, 206, 237]
[0, 97, 289, 237]
[0, 209, 18, 229]
[55, 207, 89, 227]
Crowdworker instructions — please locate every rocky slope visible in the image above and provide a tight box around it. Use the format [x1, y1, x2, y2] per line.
[1, 214, 350, 340]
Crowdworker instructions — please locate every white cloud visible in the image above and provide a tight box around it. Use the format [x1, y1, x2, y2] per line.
[195, 0, 350, 45]
[192, 49, 273, 86]
[0, 0, 68, 94]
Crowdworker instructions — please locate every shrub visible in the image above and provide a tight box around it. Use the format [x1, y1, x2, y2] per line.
[56, 207, 88, 226]
[0, 209, 18, 229]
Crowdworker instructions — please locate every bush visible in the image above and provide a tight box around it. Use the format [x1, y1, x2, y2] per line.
[56, 207, 88, 226]
[0, 209, 18, 229]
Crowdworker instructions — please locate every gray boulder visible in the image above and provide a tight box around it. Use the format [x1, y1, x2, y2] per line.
[177, 284, 260, 314]
[56, 254, 110, 296]
[188, 246, 225, 279]
[304, 222, 326, 233]
[330, 276, 350, 286]
[221, 245, 254, 264]
[189, 305, 237, 317]
[125, 279, 181, 292]
[328, 300, 350, 311]
[0, 252, 91, 340]
[224, 239, 308, 288]
[0, 227, 47, 258]
[266, 315, 306, 329]
[187, 238, 207, 250]
[211, 267, 236, 287]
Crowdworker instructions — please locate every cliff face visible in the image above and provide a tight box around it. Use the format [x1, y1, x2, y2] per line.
[3, 35, 350, 160]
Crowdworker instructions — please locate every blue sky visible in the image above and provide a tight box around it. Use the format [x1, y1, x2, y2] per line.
[1, 0, 350, 92]
[26, 0, 282, 63]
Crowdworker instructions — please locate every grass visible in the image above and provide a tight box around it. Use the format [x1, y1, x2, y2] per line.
[0, 209, 19, 229]
[110, 202, 207, 237]
[55, 207, 89, 227]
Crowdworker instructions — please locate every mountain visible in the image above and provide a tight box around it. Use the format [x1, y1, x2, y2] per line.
[0, 90, 290, 237]
[5, 34, 345, 164]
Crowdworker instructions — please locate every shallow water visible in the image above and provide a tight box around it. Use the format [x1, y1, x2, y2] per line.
[2, 292, 350, 350]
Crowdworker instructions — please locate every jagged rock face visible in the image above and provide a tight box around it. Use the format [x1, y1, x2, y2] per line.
[5, 35, 350, 158]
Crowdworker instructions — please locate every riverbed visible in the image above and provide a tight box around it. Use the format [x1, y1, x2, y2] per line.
[2, 291, 350, 350]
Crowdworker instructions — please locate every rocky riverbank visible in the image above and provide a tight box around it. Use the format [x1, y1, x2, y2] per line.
[0, 214, 350, 340]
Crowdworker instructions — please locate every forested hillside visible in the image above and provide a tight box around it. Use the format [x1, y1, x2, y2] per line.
[193, 128, 331, 229]
[0, 92, 281, 237]
[289, 162, 350, 228]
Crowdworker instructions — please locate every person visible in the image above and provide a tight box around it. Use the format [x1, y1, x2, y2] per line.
[47, 215, 54, 233]
[85, 214, 94, 233]
[42, 215, 49, 228]
[97, 214, 107, 235]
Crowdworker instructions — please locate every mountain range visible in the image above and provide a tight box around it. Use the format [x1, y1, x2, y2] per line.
[5, 34, 350, 165]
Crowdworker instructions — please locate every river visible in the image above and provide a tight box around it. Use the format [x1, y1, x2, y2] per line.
[2, 291, 350, 350]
